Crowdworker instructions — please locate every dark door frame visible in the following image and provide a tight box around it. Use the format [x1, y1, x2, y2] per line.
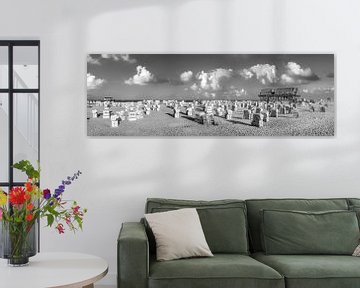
[0, 40, 40, 250]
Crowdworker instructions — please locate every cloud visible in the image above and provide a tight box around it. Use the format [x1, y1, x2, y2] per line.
[327, 72, 334, 78]
[87, 55, 100, 65]
[180, 71, 193, 83]
[196, 68, 233, 91]
[203, 92, 210, 98]
[240, 64, 277, 85]
[235, 88, 247, 97]
[280, 74, 295, 84]
[101, 54, 118, 61]
[239, 69, 253, 79]
[249, 64, 277, 84]
[280, 62, 320, 84]
[87, 73, 105, 90]
[120, 54, 137, 64]
[304, 87, 334, 94]
[240, 62, 319, 86]
[228, 86, 247, 97]
[302, 88, 309, 93]
[125, 66, 155, 85]
[101, 54, 137, 63]
[190, 83, 198, 91]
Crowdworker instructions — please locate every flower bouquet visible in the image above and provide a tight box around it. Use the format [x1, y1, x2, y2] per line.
[0, 160, 87, 266]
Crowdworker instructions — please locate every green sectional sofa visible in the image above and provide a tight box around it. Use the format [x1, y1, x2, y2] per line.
[118, 198, 360, 288]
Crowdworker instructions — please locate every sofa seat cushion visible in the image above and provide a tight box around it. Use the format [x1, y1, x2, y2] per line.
[149, 254, 284, 288]
[252, 252, 360, 288]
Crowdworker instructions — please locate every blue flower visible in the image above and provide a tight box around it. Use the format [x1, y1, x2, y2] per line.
[54, 170, 82, 199]
[54, 188, 64, 199]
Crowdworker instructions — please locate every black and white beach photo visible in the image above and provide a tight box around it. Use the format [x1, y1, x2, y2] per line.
[87, 54, 334, 136]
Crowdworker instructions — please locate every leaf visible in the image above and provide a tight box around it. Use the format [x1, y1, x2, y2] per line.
[12, 160, 40, 180]
[13, 160, 30, 170]
[47, 214, 54, 227]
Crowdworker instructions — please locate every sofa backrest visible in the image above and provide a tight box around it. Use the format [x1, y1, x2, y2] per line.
[245, 198, 349, 252]
[145, 198, 249, 255]
[348, 198, 360, 207]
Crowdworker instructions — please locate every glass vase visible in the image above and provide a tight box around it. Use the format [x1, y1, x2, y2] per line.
[0, 220, 37, 266]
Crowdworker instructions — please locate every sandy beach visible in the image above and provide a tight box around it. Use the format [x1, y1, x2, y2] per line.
[87, 103, 335, 137]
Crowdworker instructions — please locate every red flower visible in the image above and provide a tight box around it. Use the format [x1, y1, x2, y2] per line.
[24, 193, 31, 201]
[9, 187, 26, 205]
[56, 223, 65, 234]
[26, 203, 34, 210]
[65, 214, 71, 225]
[25, 182, 33, 192]
[72, 205, 80, 215]
[26, 214, 33, 221]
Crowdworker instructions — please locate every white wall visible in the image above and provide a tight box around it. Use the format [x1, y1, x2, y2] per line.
[1, 0, 360, 285]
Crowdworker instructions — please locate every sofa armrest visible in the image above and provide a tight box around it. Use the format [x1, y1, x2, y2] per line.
[118, 222, 149, 288]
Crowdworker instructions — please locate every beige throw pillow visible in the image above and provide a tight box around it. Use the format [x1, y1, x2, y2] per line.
[353, 244, 360, 256]
[145, 208, 213, 261]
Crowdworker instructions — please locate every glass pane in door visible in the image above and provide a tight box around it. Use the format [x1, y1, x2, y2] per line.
[0, 47, 8, 88]
[13, 93, 39, 181]
[0, 94, 8, 182]
[13, 46, 38, 89]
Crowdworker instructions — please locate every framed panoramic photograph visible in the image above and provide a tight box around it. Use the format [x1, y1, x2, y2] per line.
[87, 54, 334, 136]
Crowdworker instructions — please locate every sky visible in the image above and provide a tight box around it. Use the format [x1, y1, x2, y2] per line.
[87, 54, 334, 101]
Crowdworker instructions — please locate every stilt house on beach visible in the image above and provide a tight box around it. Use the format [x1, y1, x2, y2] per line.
[259, 87, 300, 102]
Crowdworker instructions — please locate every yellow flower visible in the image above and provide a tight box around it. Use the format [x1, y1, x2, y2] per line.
[0, 190, 7, 206]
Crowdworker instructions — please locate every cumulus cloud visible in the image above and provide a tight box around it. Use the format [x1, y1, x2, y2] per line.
[120, 54, 137, 64]
[280, 74, 294, 84]
[239, 64, 277, 85]
[87, 55, 100, 65]
[101, 54, 137, 63]
[280, 62, 320, 84]
[87, 73, 105, 90]
[125, 66, 155, 85]
[228, 86, 247, 97]
[196, 68, 233, 91]
[239, 69, 253, 79]
[235, 88, 247, 97]
[180, 71, 193, 83]
[190, 83, 199, 91]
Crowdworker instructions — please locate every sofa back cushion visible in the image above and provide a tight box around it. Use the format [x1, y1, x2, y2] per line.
[145, 198, 249, 254]
[348, 198, 360, 207]
[261, 209, 359, 255]
[246, 198, 349, 252]
[347, 199, 360, 228]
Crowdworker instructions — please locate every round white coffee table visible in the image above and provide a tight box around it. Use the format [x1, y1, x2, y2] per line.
[0, 252, 108, 288]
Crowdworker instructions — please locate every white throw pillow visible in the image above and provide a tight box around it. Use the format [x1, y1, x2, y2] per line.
[353, 244, 360, 256]
[145, 208, 213, 261]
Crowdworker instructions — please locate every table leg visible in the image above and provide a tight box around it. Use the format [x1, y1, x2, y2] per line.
[82, 284, 94, 288]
